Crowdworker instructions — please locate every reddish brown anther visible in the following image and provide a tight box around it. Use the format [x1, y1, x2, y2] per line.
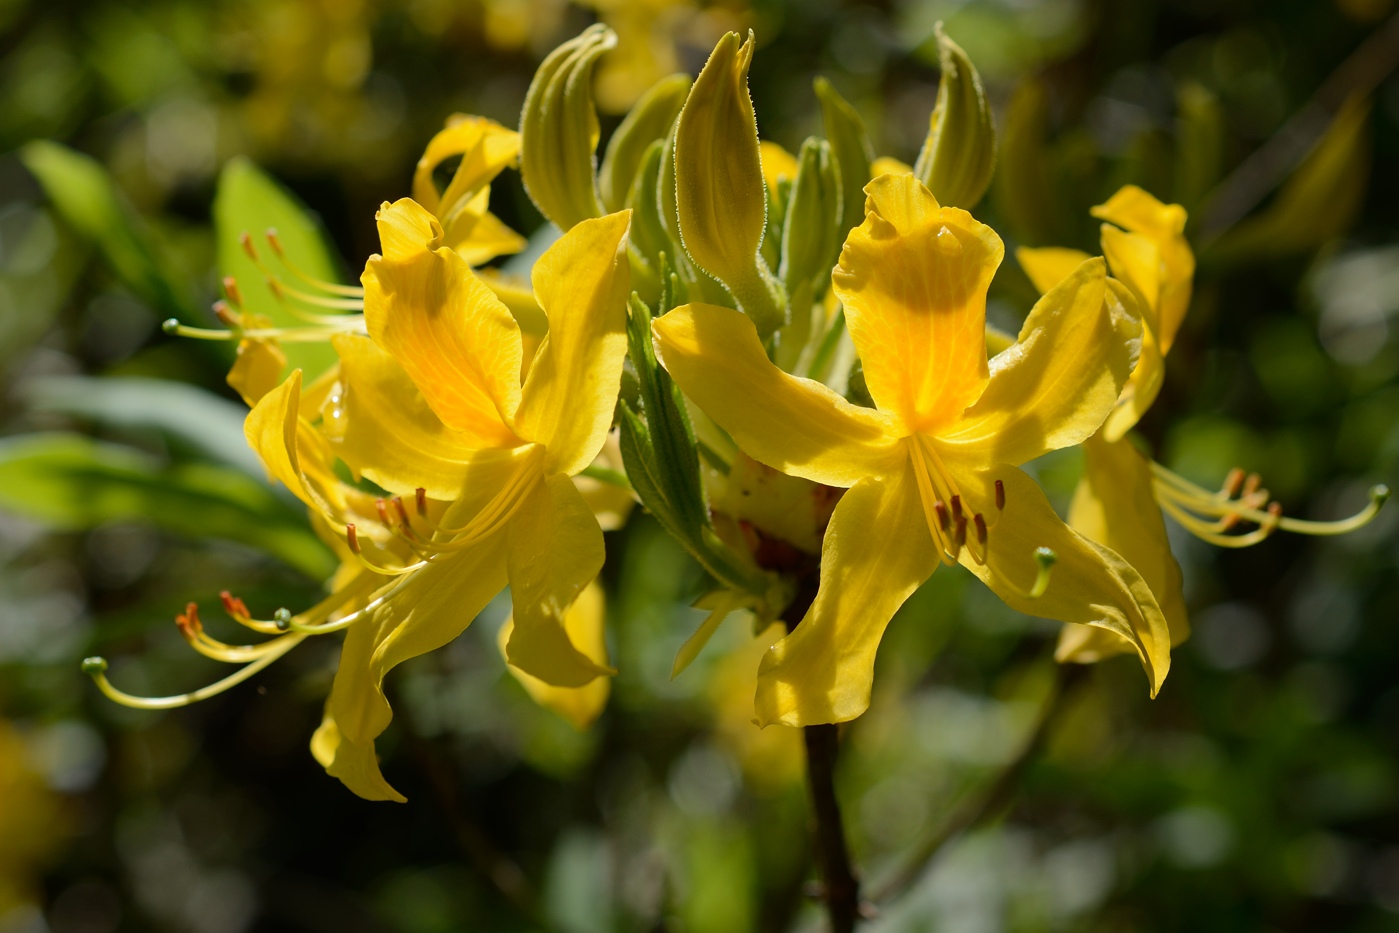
[974, 513, 988, 547]
[346, 524, 361, 553]
[950, 495, 964, 522]
[239, 230, 258, 261]
[212, 301, 240, 328]
[952, 515, 967, 553]
[415, 488, 428, 516]
[265, 228, 284, 256]
[375, 498, 392, 526]
[222, 276, 244, 308]
[933, 500, 951, 534]
[1242, 473, 1262, 498]
[175, 602, 203, 638]
[1222, 467, 1246, 498]
[220, 591, 250, 619]
[994, 479, 1005, 511]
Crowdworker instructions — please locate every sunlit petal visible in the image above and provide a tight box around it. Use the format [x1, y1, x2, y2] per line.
[514, 211, 633, 476]
[362, 198, 523, 448]
[954, 463, 1172, 696]
[504, 473, 616, 687]
[755, 461, 938, 726]
[832, 173, 1003, 433]
[498, 581, 611, 730]
[1057, 433, 1189, 663]
[1091, 185, 1193, 353]
[653, 302, 904, 487]
[939, 259, 1140, 467]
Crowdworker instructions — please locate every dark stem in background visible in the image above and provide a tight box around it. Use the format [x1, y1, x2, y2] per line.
[804, 724, 862, 933]
[780, 575, 863, 932]
[869, 661, 1087, 906]
[1198, 10, 1399, 241]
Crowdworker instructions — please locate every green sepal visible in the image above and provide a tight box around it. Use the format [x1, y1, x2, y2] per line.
[913, 24, 997, 210]
[814, 77, 875, 235]
[519, 23, 616, 230]
[600, 73, 691, 213]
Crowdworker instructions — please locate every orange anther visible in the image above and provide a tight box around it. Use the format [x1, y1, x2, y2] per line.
[415, 488, 428, 516]
[346, 524, 361, 553]
[220, 591, 250, 619]
[222, 276, 243, 308]
[239, 230, 259, 261]
[175, 602, 202, 637]
[1222, 468, 1246, 498]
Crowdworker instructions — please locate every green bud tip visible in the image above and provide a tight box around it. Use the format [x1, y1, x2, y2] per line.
[274, 608, 293, 631]
[1034, 547, 1057, 568]
[161, 319, 180, 334]
[1372, 484, 1391, 506]
[81, 656, 108, 675]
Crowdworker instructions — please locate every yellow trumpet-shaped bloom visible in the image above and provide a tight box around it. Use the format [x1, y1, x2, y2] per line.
[654, 173, 1171, 727]
[251, 198, 633, 800]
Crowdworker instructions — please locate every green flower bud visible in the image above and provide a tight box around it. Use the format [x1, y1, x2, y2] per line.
[913, 24, 997, 210]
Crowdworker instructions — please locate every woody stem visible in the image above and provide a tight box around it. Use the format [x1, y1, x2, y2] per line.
[804, 723, 861, 933]
[782, 579, 862, 932]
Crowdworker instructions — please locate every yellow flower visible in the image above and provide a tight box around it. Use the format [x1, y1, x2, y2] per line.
[497, 580, 611, 730]
[303, 199, 633, 800]
[92, 197, 635, 803]
[653, 173, 1171, 727]
[1022, 186, 1385, 666]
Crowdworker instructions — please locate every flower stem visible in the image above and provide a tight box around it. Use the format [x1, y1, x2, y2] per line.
[804, 723, 861, 933]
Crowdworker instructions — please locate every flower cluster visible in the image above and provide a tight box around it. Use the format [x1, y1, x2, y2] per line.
[85, 24, 1387, 802]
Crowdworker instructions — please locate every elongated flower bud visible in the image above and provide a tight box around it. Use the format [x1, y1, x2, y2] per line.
[912, 24, 997, 210]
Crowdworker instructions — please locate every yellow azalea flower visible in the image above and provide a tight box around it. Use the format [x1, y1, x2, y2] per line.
[93, 198, 635, 803]
[1025, 187, 1386, 666]
[653, 173, 1171, 727]
[412, 114, 528, 266]
[304, 199, 633, 800]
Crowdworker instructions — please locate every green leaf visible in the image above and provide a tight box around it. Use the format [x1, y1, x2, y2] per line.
[20, 140, 198, 322]
[1208, 95, 1372, 265]
[814, 76, 875, 236]
[0, 433, 334, 578]
[520, 23, 615, 230]
[599, 73, 691, 213]
[22, 375, 262, 477]
[214, 157, 346, 378]
[913, 24, 997, 210]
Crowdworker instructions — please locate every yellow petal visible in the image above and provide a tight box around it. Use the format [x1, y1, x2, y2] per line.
[832, 173, 1004, 434]
[244, 369, 346, 519]
[955, 464, 1171, 696]
[513, 211, 632, 476]
[939, 258, 1140, 467]
[1091, 185, 1193, 353]
[1100, 300, 1166, 442]
[362, 198, 523, 448]
[1056, 434, 1189, 663]
[759, 140, 799, 190]
[325, 539, 510, 801]
[573, 430, 635, 532]
[227, 337, 287, 408]
[1099, 224, 1162, 332]
[652, 302, 904, 487]
[497, 581, 611, 730]
[755, 460, 938, 726]
[870, 155, 912, 179]
[446, 208, 528, 266]
[504, 473, 616, 687]
[411, 114, 520, 218]
[1016, 245, 1092, 295]
[329, 333, 484, 499]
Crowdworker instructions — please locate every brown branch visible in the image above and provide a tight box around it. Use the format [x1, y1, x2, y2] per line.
[804, 723, 862, 933]
[867, 662, 1086, 906]
[1198, 11, 1399, 241]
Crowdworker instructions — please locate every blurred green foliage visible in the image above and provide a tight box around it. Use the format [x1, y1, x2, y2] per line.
[1, 1, 1399, 932]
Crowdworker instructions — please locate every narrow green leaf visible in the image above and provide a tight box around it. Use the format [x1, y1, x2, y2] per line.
[0, 434, 334, 578]
[23, 375, 263, 477]
[20, 141, 198, 322]
[214, 157, 346, 378]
